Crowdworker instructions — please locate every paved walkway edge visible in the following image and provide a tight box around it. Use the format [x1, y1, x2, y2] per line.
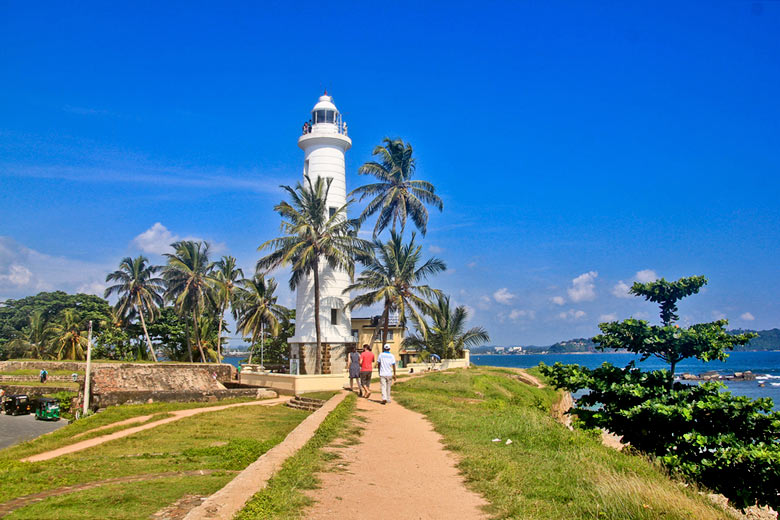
[183, 391, 349, 520]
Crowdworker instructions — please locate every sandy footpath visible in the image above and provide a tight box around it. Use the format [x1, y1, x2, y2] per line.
[304, 383, 488, 520]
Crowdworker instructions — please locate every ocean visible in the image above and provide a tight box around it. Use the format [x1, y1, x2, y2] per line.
[471, 351, 780, 411]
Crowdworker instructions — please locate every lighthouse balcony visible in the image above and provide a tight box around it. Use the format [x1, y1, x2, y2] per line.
[301, 120, 348, 136]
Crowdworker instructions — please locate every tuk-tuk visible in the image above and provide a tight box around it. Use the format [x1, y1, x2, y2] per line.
[2, 394, 32, 415]
[35, 397, 60, 421]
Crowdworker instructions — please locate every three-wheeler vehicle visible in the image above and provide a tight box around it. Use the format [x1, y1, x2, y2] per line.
[34, 397, 61, 421]
[1, 394, 32, 415]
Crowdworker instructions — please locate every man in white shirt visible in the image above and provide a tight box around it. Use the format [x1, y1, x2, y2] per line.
[376, 344, 397, 405]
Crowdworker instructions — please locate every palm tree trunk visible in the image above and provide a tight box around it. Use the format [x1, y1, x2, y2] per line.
[248, 332, 256, 364]
[381, 302, 391, 346]
[185, 317, 193, 363]
[192, 311, 207, 363]
[313, 259, 323, 375]
[216, 301, 225, 364]
[135, 301, 158, 362]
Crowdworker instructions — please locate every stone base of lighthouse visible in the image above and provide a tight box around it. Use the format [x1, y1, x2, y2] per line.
[289, 341, 355, 375]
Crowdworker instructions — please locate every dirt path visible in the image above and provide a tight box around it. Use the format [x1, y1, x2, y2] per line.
[304, 384, 488, 520]
[21, 397, 288, 463]
[0, 469, 233, 517]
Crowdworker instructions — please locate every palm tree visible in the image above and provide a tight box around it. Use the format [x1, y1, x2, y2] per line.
[257, 175, 371, 374]
[351, 137, 443, 237]
[104, 256, 165, 362]
[162, 241, 214, 363]
[404, 295, 490, 359]
[234, 274, 287, 364]
[49, 309, 90, 360]
[346, 231, 446, 345]
[212, 256, 244, 363]
[6, 310, 52, 359]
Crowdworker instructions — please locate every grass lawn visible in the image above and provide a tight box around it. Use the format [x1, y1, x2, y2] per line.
[393, 366, 733, 520]
[0, 400, 310, 519]
[236, 393, 358, 520]
[1, 381, 79, 390]
[0, 369, 85, 376]
[3, 398, 263, 460]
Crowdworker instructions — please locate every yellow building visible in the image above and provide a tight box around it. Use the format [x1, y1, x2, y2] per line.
[350, 316, 421, 367]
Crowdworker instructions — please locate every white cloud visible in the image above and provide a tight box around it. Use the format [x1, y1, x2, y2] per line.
[428, 245, 443, 254]
[462, 304, 476, 318]
[508, 309, 536, 321]
[635, 269, 658, 283]
[467, 261, 477, 269]
[477, 295, 492, 310]
[711, 310, 726, 321]
[493, 287, 516, 305]
[599, 313, 618, 322]
[633, 311, 650, 320]
[550, 296, 565, 306]
[558, 309, 586, 320]
[77, 281, 107, 296]
[611, 281, 632, 298]
[133, 223, 177, 255]
[132, 223, 225, 256]
[740, 312, 755, 321]
[0, 236, 112, 299]
[0, 264, 32, 286]
[567, 271, 598, 302]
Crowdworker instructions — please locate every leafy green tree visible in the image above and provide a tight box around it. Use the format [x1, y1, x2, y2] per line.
[0, 291, 112, 356]
[145, 307, 190, 361]
[351, 137, 443, 237]
[104, 256, 165, 362]
[49, 309, 90, 360]
[235, 274, 287, 365]
[212, 256, 244, 363]
[257, 309, 295, 366]
[403, 294, 489, 359]
[594, 276, 754, 381]
[5, 310, 53, 359]
[257, 175, 370, 373]
[346, 231, 445, 345]
[542, 362, 780, 510]
[163, 241, 215, 363]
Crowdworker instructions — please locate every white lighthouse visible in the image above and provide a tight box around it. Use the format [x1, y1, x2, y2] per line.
[288, 92, 355, 374]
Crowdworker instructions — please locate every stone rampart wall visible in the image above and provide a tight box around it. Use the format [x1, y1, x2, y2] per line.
[91, 388, 277, 408]
[90, 364, 232, 395]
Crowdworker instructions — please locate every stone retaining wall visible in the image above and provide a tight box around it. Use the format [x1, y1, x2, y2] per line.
[91, 388, 277, 408]
[0, 384, 76, 396]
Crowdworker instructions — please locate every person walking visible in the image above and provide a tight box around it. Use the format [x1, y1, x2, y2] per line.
[377, 344, 397, 405]
[348, 345, 362, 396]
[359, 344, 374, 399]
[39, 368, 48, 384]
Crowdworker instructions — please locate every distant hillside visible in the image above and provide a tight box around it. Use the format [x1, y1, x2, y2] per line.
[731, 328, 780, 351]
[471, 328, 780, 354]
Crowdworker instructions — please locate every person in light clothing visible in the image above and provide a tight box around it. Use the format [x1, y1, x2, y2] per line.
[377, 344, 397, 405]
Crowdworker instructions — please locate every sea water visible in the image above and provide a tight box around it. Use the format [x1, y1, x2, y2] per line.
[471, 351, 780, 411]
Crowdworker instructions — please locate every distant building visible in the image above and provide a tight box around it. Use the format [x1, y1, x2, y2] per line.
[351, 314, 420, 367]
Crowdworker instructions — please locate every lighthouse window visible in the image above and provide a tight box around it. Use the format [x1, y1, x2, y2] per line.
[314, 110, 325, 123]
[329, 207, 336, 218]
[331, 308, 338, 325]
[325, 111, 335, 123]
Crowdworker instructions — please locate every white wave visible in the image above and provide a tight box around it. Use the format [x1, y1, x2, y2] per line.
[770, 383, 780, 387]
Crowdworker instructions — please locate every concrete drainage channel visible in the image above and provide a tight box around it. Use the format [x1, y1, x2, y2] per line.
[183, 391, 347, 520]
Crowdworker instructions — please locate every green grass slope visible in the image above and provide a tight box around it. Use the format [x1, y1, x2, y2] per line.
[395, 367, 734, 520]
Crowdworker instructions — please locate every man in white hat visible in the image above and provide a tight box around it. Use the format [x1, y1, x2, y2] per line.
[377, 344, 397, 404]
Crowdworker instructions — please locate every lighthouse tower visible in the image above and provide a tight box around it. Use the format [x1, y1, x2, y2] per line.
[288, 93, 355, 375]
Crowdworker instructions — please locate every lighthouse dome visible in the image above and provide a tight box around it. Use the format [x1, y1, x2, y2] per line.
[312, 94, 338, 113]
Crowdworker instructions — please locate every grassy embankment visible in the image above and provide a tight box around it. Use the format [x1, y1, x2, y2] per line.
[0, 398, 310, 519]
[236, 393, 359, 520]
[394, 366, 734, 520]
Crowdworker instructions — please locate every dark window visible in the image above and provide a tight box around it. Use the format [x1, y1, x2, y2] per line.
[325, 110, 335, 123]
[315, 110, 326, 123]
[387, 330, 394, 341]
[329, 207, 336, 218]
[351, 329, 359, 339]
[331, 308, 338, 325]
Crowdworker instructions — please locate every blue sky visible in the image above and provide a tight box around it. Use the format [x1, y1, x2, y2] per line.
[1, 1, 779, 345]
